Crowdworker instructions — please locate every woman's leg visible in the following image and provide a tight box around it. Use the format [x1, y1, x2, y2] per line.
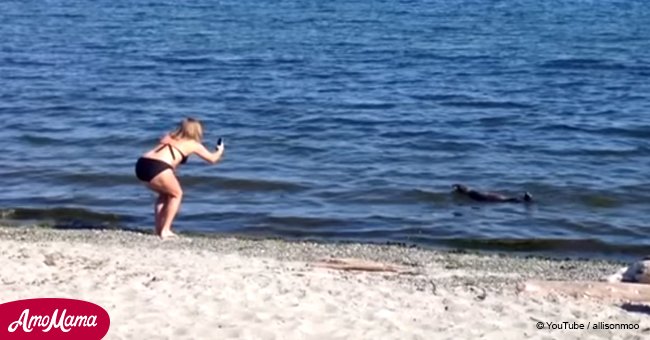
[154, 194, 167, 235]
[147, 170, 183, 239]
[161, 193, 182, 239]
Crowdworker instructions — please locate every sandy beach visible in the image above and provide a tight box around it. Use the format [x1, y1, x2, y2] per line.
[0, 226, 648, 340]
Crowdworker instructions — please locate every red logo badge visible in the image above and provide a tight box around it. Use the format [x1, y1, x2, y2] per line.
[0, 298, 110, 339]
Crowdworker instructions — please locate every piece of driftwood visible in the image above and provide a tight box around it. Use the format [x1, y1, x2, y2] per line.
[312, 258, 415, 274]
[518, 280, 650, 303]
[607, 260, 650, 284]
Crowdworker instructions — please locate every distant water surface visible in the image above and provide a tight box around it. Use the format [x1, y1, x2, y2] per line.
[1, 0, 649, 259]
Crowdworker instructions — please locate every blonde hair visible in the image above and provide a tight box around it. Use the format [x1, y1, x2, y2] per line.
[170, 117, 204, 142]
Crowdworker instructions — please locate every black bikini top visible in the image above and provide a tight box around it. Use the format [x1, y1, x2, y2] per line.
[156, 144, 188, 164]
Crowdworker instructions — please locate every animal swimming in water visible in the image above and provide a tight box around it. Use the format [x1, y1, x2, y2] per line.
[452, 184, 533, 203]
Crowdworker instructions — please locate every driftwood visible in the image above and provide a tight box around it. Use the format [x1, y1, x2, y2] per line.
[312, 258, 415, 274]
[617, 260, 650, 284]
[518, 280, 650, 304]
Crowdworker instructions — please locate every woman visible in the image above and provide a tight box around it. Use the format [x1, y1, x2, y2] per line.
[135, 117, 225, 239]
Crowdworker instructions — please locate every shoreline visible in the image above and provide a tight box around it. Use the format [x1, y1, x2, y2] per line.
[1, 218, 643, 263]
[1, 226, 648, 339]
[0, 225, 626, 281]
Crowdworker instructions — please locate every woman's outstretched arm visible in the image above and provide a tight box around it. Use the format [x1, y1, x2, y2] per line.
[193, 141, 225, 164]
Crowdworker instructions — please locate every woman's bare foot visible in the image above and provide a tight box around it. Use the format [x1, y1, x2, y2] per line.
[159, 230, 179, 240]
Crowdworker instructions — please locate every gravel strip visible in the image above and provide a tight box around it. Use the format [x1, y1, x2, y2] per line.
[0, 226, 626, 294]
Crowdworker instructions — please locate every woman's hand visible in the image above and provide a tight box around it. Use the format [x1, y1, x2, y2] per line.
[194, 139, 225, 164]
[215, 139, 225, 160]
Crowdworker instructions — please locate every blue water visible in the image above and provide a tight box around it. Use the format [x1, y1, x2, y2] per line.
[1, 0, 650, 258]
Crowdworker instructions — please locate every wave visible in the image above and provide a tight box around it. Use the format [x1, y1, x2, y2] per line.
[440, 100, 533, 109]
[103, 61, 158, 71]
[151, 56, 215, 65]
[258, 215, 348, 229]
[181, 175, 309, 193]
[536, 145, 649, 158]
[54, 172, 137, 186]
[19, 134, 64, 146]
[489, 182, 650, 207]
[539, 58, 628, 71]
[2, 57, 56, 67]
[409, 94, 470, 102]
[533, 124, 650, 140]
[179, 213, 368, 237]
[48, 171, 309, 193]
[440, 237, 650, 258]
[2, 203, 649, 260]
[19, 131, 147, 146]
[307, 181, 650, 209]
[318, 187, 448, 205]
[335, 102, 397, 110]
[323, 182, 650, 209]
[0, 207, 126, 226]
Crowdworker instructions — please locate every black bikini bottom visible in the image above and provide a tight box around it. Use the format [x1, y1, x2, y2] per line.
[135, 157, 173, 182]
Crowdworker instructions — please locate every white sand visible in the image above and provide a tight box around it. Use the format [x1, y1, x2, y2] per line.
[1, 230, 648, 340]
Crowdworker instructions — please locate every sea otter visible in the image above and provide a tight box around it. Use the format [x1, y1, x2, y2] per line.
[452, 184, 532, 203]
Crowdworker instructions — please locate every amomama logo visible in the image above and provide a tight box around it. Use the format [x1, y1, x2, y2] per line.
[0, 298, 110, 339]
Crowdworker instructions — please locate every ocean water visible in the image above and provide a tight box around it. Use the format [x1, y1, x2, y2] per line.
[1, 0, 649, 258]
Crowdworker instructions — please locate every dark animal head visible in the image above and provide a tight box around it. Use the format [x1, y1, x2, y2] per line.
[523, 192, 533, 202]
[452, 184, 469, 193]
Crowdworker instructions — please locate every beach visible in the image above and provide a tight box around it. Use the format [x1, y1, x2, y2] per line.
[1, 226, 648, 340]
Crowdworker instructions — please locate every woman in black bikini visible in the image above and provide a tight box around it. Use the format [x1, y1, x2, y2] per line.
[135, 117, 225, 239]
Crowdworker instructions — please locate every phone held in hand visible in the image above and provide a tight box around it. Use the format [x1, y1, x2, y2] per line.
[215, 138, 223, 151]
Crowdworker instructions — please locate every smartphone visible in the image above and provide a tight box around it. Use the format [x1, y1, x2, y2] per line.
[216, 138, 223, 151]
